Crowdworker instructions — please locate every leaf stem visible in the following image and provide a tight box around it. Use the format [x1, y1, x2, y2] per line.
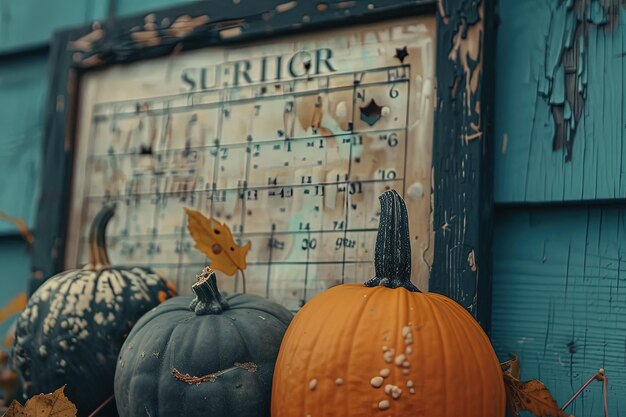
[561, 368, 608, 417]
[601, 372, 609, 417]
[88, 394, 114, 417]
[240, 269, 246, 294]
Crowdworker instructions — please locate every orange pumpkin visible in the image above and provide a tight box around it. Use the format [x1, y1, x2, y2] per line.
[271, 190, 505, 417]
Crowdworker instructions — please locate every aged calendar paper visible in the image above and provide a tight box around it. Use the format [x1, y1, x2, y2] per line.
[66, 17, 436, 311]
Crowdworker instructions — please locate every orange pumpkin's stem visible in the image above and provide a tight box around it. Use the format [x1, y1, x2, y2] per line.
[190, 267, 230, 315]
[85, 204, 116, 271]
[364, 190, 420, 292]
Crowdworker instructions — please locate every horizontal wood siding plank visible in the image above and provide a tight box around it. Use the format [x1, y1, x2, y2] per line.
[492, 206, 626, 415]
[495, 0, 626, 203]
[0, 0, 107, 54]
[115, 0, 202, 17]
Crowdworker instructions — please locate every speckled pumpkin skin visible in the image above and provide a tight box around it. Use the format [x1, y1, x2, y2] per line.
[271, 285, 506, 417]
[14, 267, 175, 416]
[114, 292, 293, 417]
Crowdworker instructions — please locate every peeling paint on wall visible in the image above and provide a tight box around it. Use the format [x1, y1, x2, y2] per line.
[494, 0, 626, 202]
[544, 0, 624, 161]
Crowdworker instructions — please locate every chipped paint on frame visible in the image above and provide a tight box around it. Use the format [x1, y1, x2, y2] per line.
[431, 0, 495, 330]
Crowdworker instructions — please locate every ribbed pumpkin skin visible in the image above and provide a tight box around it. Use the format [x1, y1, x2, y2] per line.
[272, 284, 506, 417]
[14, 267, 174, 415]
[114, 292, 293, 417]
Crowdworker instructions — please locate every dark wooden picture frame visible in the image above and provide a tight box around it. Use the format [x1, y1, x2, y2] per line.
[32, 0, 496, 331]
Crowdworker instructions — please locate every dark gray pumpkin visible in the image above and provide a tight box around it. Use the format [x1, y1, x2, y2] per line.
[13, 205, 176, 416]
[114, 267, 293, 417]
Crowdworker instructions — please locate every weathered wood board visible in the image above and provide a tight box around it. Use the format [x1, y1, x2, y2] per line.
[64, 17, 436, 310]
[493, 206, 626, 415]
[0, 53, 47, 235]
[495, 0, 626, 203]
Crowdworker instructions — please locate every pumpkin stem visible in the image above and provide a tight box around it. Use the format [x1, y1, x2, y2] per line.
[85, 204, 116, 271]
[190, 267, 230, 315]
[364, 190, 420, 292]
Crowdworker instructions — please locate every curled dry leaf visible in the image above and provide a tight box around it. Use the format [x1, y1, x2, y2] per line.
[500, 354, 520, 379]
[502, 354, 568, 417]
[185, 208, 251, 276]
[2, 386, 77, 417]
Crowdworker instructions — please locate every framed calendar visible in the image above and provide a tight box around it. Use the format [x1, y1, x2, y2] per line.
[64, 17, 435, 309]
[34, 0, 496, 327]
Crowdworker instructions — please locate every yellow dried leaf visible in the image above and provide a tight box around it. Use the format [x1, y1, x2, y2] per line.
[2, 386, 77, 417]
[184, 208, 251, 276]
[0, 293, 27, 325]
[502, 355, 567, 417]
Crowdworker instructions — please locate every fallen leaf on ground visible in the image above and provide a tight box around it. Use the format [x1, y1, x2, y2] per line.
[502, 354, 568, 417]
[2, 386, 77, 417]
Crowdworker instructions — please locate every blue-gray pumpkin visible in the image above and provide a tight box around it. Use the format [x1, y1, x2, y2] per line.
[13, 205, 176, 416]
[114, 267, 293, 417]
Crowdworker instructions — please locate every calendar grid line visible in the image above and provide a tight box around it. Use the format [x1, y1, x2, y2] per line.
[340, 71, 360, 284]
[91, 64, 411, 111]
[78, 227, 380, 241]
[84, 177, 406, 201]
[210, 89, 226, 218]
[115, 260, 372, 268]
[92, 79, 410, 121]
[302, 228, 312, 305]
[87, 126, 408, 159]
[153, 107, 171, 245]
[265, 224, 276, 299]
[402, 65, 412, 200]
[76, 90, 108, 267]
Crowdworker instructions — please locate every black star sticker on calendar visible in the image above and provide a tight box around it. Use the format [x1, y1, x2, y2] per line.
[394, 46, 409, 63]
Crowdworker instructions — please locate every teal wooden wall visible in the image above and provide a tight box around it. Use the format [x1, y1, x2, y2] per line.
[0, 52, 47, 340]
[0, 0, 198, 344]
[495, 0, 626, 202]
[2, 0, 626, 413]
[0, 53, 46, 235]
[493, 208, 626, 415]
[493, 0, 626, 414]
[0, 0, 107, 53]
[0, 239, 30, 343]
